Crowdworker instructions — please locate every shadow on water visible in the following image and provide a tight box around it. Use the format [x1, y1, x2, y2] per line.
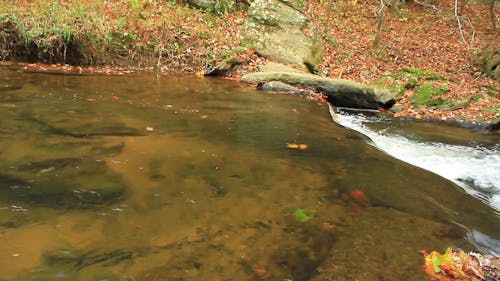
[0, 66, 499, 281]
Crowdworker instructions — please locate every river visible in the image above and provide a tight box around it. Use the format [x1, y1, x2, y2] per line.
[0, 66, 498, 281]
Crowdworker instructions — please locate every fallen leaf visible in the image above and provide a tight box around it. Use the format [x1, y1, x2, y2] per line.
[253, 268, 271, 279]
[287, 143, 308, 150]
[294, 208, 313, 222]
[349, 190, 370, 207]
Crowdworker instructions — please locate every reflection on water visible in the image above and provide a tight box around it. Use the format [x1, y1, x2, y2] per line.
[0, 67, 499, 281]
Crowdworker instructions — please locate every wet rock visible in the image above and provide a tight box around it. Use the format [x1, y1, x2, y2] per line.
[241, 71, 395, 109]
[487, 120, 500, 132]
[240, 0, 324, 72]
[204, 57, 241, 76]
[259, 81, 305, 94]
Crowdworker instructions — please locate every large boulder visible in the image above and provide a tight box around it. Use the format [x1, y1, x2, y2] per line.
[241, 71, 396, 109]
[240, 0, 324, 72]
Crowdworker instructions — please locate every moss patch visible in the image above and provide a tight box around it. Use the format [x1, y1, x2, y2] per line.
[410, 83, 448, 108]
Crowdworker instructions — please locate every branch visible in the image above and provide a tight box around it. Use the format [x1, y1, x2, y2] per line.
[323, 0, 336, 35]
[454, 0, 471, 48]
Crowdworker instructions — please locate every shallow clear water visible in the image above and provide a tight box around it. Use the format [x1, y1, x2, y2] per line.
[0, 67, 499, 281]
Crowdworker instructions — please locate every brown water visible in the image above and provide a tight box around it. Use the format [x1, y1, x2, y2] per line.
[0, 67, 498, 281]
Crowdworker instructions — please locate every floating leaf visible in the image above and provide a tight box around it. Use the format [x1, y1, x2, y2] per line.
[287, 143, 308, 150]
[294, 208, 313, 222]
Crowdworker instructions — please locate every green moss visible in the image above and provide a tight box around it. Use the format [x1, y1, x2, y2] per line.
[405, 75, 419, 88]
[437, 99, 470, 110]
[393, 68, 446, 90]
[410, 83, 448, 108]
[404, 67, 446, 80]
[483, 104, 500, 114]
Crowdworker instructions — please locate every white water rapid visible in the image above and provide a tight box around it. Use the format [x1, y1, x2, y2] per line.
[329, 105, 500, 213]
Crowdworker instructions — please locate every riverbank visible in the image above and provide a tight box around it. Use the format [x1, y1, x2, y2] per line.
[1, 0, 498, 126]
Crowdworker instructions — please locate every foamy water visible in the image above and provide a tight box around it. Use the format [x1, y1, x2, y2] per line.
[329, 105, 500, 213]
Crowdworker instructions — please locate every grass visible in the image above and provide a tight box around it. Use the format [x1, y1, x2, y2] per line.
[0, 0, 240, 68]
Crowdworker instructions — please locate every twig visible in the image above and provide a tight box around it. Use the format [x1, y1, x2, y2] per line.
[323, 0, 336, 35]
[454, 0, 470, 48]
[459, 0, 471, 13]
[463, 16, 476, 47]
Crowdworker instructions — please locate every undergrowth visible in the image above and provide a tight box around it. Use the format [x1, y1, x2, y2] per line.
[0, 0, 234, 67]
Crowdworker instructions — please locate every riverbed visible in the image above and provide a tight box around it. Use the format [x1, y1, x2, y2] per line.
[0, 67, 498, 281]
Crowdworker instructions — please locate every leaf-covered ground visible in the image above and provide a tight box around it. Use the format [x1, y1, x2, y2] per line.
[307, 0, 499, 124]
[1, 0, 498, 124]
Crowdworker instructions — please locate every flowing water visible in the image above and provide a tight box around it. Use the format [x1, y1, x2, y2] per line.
[329, 106, 500, 213]
[0, 66, 499, 281]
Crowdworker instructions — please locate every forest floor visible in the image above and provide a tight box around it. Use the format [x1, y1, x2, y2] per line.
[0, 0, 498, 125]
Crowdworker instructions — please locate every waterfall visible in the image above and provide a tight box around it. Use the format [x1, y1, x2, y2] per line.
[328, 105, 500, 213]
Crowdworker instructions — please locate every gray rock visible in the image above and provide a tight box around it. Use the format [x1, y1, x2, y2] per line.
[258, 62, 305, 73]
[240, 0, 324, 72]
[259, 81, 305, 94]
[241, 71, 396, 109]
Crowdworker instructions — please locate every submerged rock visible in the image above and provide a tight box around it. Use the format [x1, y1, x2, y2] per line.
[311, 207, 467, 281]
[2, 159, 128, 208]
[24, 114, 145, 138]
[240, 0, 324, 72]
[44, 248, 134, 269]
